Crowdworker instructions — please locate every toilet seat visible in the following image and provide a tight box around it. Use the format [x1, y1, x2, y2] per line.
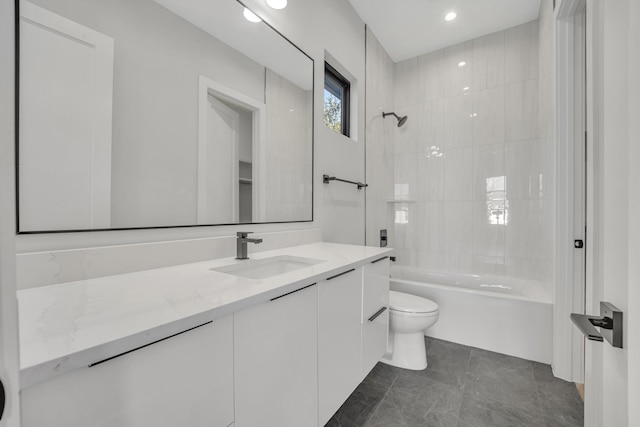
[389, 291, 438, 314]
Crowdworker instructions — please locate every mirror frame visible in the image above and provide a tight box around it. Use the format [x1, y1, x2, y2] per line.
[14, 0, 314, 234]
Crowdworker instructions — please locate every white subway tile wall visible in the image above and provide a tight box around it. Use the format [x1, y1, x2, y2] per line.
[367, 20, 552, 285]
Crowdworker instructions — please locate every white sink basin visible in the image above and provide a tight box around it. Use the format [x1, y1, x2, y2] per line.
[212, 255, 325, 279]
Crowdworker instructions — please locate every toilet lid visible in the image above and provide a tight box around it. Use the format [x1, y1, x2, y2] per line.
[389, 291, 438, 313]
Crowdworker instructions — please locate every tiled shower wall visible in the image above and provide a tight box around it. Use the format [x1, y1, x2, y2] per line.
[365, 27, 395, 248]
[389, 20, 553, 286]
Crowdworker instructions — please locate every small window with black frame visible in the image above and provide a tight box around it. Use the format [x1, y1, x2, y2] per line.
[324, 62, 350, 136]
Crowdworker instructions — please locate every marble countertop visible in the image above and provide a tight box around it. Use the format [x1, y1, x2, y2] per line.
[18, 242, 393, 388]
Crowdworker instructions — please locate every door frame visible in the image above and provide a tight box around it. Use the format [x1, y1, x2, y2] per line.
[554, 0, 586, 383]
[197, 76, 266, 223]
[0, 0, 21, 425]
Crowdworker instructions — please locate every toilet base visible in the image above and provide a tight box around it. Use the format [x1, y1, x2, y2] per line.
[380, 331, 427, 370]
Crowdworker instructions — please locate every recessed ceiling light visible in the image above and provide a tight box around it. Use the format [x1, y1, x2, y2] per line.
[458, 61, 466, 67]
[463, 86, 470, 91]
[266, 0, 287, 9]
[445, 11, 457, 21]
[243, 7, 262, 23]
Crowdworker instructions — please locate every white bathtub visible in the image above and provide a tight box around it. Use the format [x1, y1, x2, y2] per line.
[390, 266, 552, 364]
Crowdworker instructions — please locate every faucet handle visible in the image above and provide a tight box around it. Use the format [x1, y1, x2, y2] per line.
[237, 231, 253, 238]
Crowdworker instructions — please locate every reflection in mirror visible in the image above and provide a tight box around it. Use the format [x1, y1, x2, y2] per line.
[17, 0, 313, 232]
[197, 77, 265, 225]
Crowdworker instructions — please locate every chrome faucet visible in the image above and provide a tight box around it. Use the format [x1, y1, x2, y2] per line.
[236, 232, 263, 260]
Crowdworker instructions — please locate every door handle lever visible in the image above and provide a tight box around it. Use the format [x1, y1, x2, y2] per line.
[571, 301, 623, 348]
[588, 316, 612, 329]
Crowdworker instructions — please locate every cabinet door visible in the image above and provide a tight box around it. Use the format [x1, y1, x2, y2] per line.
[318, 267, 363, 426]
[234, 284, 318, 427]
[361, 257, 390, 379]
[21, 316, 234, 427]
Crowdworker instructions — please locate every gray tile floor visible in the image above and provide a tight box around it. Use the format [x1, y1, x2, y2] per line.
[326, 337, 584, 427]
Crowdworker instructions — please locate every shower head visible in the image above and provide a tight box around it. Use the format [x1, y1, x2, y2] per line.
[382, 111, 408, 127]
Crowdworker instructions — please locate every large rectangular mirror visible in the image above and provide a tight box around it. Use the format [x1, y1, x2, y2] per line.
[17, 0, 313, 232]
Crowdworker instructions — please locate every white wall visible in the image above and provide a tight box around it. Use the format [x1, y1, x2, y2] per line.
[16, 0, 368, 287]
[264, 69, 313, 221]
[0, 0, 21, 423]
[241, 0, 367, 246]
[390, 21, 554, 290]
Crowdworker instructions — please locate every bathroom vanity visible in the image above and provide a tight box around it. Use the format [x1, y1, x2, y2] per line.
[18, 243, 392, 427]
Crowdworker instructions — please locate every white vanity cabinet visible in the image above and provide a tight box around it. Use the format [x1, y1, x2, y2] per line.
[361, 256, 390, 379]
[233, 283, 318, 427]
[318, 267, 364, 426]
[21, 315, 234, 427]
[18, 243, 393, 427]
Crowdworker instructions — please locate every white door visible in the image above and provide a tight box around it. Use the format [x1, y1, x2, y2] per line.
[1, 0, 20, 425]
[19, 0, 113, 231]
[626, 0, 640, 420]
[197, 93, 239, 224]
[583, 0, 639, 425]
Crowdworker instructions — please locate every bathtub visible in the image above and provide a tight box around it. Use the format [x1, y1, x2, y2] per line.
[390, 266, 552, 364]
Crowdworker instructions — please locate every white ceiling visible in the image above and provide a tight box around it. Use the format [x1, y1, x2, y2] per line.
[154, 0, 312, 90]
[348, 0, 541, 63]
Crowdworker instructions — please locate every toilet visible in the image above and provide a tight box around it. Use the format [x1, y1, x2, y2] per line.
[381, 291, 439, 370]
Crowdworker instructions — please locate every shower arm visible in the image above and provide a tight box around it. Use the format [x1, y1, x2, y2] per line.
[382, 111, 408, 127]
